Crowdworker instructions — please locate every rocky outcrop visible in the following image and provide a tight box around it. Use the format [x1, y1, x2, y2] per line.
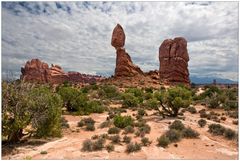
[111, 24, 143, 77]
[20, 59, 104, 84]
[159, 37, 190, 85]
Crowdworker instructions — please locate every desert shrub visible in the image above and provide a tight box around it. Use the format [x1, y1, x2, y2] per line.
[138, 124, 151, 134]
[86, 123, 95, 131]
[99, 120, 112, 128]
[122, 93, 139, 108]
[78, 117, 95, 131]
[98, 85, 120, 99]
[86, 100, 105, 114]
[182, 127, 199, 138]
[200, 111, 209, 118]
[141, 137, 151, 146]
[79, 117, 95, 125]
[145, 98, 158, 108]
[82, 138, 105, 152]
[223, 101, 238, 110]
[123, 135, 131, 144]
[220, 117, 227, 121]
[124, 125, 135, 134]
[137, 109, 147, 117]
[106, 144, 114, 152]
[224, 128, 237, 140]
[108, 127, 120, 134]
[81, 139, 93, 151]
[28, 86, 63, 138]
[109, 135, 121, 144]
[126, 142, 142, 153]
[61, 117, 70, 128]
[157, 135, 170, 148]
[134, 130, 144, 137]
[2, 82, 33, 142]
[206, 93, 220, 108]
[125, 87, 144, 98]
[169, 120, 185, 131]
[113, 115, 134, 128]
[201, 86, 222, 98]
[198, 119, 207, 127]
[187, 106, 197, 114]
[154, 86, 192, 117]
[40, 151, 48, 154]
[57, 86, 81, 111]
[92, 137, 105, 151]
[134, 119, 147, 127]
[208, 124, 225, 135]
[165, 129, 181, 142]
[144, 92, 153, 100]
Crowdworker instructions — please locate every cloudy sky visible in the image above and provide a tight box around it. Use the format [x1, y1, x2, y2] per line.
[2, 1, 239, 81]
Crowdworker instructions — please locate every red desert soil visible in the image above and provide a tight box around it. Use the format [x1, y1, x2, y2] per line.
[2, 105, 238, 160]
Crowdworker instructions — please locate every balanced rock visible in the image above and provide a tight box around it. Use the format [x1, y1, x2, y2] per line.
[159, 37, 190, 85]
[111, 24, 143, 77]
[111, 24, 125, 49]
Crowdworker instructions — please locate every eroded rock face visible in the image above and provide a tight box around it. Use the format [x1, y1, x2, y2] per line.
[159, 37, 190, 85]
[111, 24, 143, 77]
[20, 59, 103, 84]
[111, 24, 125, 49]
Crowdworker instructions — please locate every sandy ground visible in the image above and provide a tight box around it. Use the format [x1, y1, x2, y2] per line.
[2, 104, 238, 160]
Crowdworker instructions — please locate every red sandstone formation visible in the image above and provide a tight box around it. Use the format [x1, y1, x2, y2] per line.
[111, 24, 143, 77]
[159, 37, 190, 85]
[20, 59, 103, 84]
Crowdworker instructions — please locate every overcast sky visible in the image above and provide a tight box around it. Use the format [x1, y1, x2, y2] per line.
[2, 1, 239, 81]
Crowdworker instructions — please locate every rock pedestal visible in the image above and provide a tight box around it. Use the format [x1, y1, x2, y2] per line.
[159, 37, 190, 85]
[111, 24, 143, 77]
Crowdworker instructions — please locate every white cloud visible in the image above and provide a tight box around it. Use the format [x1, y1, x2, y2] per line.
[2, 2, 239, 81]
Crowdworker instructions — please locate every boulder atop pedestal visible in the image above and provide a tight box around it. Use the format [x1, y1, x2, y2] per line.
[111, 24, 126, 49]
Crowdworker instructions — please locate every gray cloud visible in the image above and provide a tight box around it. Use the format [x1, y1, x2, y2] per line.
[2, 2, 238, 81]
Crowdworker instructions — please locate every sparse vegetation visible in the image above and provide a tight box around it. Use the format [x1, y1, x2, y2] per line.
[126, 142, 142, 153]
[169, 120, 185, 131]
[165, 129, 182, 142]
[109, 135, 121, 144]
[157, 135, 170, 148]
[105, 144, 114, 152]
[208, 124, 225, 135]
[124, 125, 135, 134]
[198, 119, 207, 127]
[224, 128, 237, 140]
[108, 127, 120, 134]
[99, 120, 112, 128]
[141, 137, 151, 146]
[182, 127, 199, 138]
[123, 135, 131, 144]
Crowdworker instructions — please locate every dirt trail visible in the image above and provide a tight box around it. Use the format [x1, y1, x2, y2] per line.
[2, 105, 238, 160]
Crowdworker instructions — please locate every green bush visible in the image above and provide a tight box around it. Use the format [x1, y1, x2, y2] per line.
[123, 135, 131, 144]
[29, 86, 63, 138]
[57, 86, 81, 111]
[122, 93, 139, 108]
[98, 85, 120, 99]
[108, 127, 120, 134]
[144, 93, 153, 100]
[106, 144, 114, 152]
[165, 129, 181, 142]
[198, 119, 207, 127]
[125, 88, 144, 97]
[154, 86, 192, 117]
[113, 115, 134, 128]
[182, 127, 199, 138]
[169, 120, 185, 131]
[137, 109, 147, 117]
[124, 125, 135, 134]
[145, 99, 158, 108]
[157, 135, 170, 148]
[224, 128, 237, 140]
[138, 124, 151, 134]
[141, 137, 151, 146]
[126, 142, 142, 153]
[86, 100, 105, 114]
[208, 124, 225, 135]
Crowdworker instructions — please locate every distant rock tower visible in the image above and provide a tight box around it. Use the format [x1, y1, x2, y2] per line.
[159, 37, 190, 85]
[111, 24, 143, 77]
